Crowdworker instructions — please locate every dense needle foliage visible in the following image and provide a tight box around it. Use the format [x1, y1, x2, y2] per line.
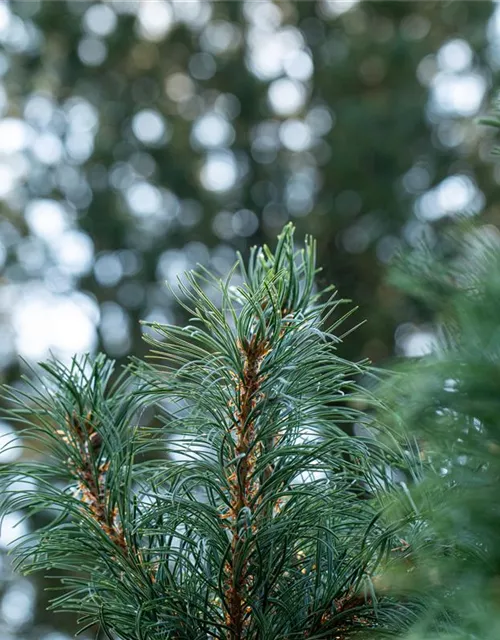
[378, 224, 500, 640]
[1, 225, 419, 639]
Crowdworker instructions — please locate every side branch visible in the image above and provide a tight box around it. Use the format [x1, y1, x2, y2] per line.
[60, 411, 126, 550]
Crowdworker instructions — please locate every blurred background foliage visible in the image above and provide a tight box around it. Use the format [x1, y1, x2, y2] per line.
[0, 0, 500, 638]
[376, 227, 500, 640]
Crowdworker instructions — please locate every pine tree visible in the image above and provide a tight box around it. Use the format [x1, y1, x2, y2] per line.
[377, 224, 500, 639]
[365, 103, 500, 640]
[1, 225, 418, 639]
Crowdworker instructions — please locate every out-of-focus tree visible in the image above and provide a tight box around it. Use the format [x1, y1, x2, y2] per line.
[377, 222, 500, 640]
[0, 0, 498, 637]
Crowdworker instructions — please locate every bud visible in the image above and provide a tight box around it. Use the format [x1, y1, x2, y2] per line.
[89, 430, 102, 453]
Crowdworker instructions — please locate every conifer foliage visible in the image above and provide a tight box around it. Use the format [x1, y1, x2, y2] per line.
[1, 226, 414, 639]
[380, 227, 500, 640]
[374, 111, 500, 640]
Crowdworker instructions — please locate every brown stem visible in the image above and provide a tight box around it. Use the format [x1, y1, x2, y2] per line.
[224, 335, 270, 640]
[79, 459, 127, 550]
[66, 412, 127, 550]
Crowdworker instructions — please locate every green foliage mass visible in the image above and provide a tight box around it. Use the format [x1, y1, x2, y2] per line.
[378, 225, 500, 639]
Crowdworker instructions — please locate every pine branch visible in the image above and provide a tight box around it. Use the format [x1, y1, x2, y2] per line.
[0, 225, 421, 639]
[0, 355, 159, 636]
[61, 409, 126, 550]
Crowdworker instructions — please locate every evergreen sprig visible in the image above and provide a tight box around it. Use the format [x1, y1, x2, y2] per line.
[1, 225, 417, 639]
